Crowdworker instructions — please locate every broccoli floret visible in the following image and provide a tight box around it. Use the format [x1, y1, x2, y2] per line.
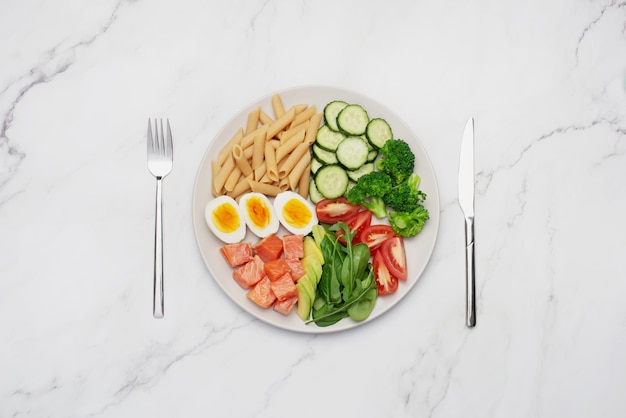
[345, 171, 393, 218]
[376, 139, 415, 185]
[384, 173, 427, 213]
[388, 205, 430, 237]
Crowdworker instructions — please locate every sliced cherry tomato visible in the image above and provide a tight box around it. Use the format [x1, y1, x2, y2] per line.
[336, 210, 373, 245]
[359, 224, 396, 251]
[380, 236, 407, 280]
[347, 211, 371, 245]
[373, 250, 398, 295]
[315, 197, 361, 224]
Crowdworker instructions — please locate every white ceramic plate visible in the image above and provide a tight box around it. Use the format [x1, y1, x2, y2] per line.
[192, 85, 440, 333]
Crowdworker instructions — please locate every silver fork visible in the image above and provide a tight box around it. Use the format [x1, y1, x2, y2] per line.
[147, 119, 173, 318]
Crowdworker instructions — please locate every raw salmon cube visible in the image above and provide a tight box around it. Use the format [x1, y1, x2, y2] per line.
[270, 272, 297, 301]
[254, 234, 283, 262]
[285, 258, 306, 281]
[273, 295, 298, 315]
[220, 243, 253, 267]
[253, 255, 264, 271]
[232, 260, 264, 289]
[283, 234, 304, 259]
[246, 276, 276, 308]
[264, 258, 291, 281]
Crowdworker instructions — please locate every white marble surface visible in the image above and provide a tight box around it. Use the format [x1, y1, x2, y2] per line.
[1, 0, 625, 417]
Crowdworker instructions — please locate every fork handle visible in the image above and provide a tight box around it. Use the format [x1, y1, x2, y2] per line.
[153, 177, 165, 318]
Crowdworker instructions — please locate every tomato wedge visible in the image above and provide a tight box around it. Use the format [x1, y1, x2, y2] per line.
[336, 210, 372, 245]
[373, 250, 398, 295]
[380, 236, 407, 280]
[316, 197, 361, 224]
[359, 224, 396, 251]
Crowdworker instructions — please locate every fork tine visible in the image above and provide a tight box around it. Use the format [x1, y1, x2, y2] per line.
[159, 119, 165, 155]
[147, 118, 153, 154]
[166, 119, 173, 156]
[152, 118, 158, 154]
[152, 119, 156, 152]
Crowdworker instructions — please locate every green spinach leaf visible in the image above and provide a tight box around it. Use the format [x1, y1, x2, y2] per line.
[347, 288, 377, 321]
[308, 221, 379, 326]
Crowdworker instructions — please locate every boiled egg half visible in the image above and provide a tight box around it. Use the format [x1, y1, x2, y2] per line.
[238, 192, 279, 238]
[273, 191, 318, 235]
[204, 195, 246, 243]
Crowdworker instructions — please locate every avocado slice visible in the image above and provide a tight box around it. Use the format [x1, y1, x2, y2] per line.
[296, 281, 312, 320]
[303, 236, 324, 265]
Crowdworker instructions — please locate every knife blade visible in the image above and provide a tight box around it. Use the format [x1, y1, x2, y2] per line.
[458, 117, 476, 327]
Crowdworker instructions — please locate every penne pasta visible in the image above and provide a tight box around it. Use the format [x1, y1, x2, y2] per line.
[291, 104, 316, 128]
[218, 128, 244, 166]
[278, 177, 290, 191]
[275, 129, 306, 163]
[271, 94, 285, 119]
[294, 104, 308, 114]
[248, 179, 282, 196]
[278, 142, 310, 178]
[252, 128, 266, 170]
[298, 164, 311, 199]
[264, 142, 279, 182]
[213, 154, 235, 196]
[280, 122, 308, 145]
[254, 162, 267, 181]
[259, 110, 274, 125]
[211, 160, 221, 196]
[240, 127, 263, 150]
[245, 107, 261, 135]
[269, 139, 281, 149]
[224, 166, 242, 192]
[242, 144, 254, 160]
[232, 144, 253, 177]
[266, 107, 295, 140]
[228, 175, 252, 200]
[258, 172, 272, 184]
[211, 93, 324, 202]
[304, 113, 323, 145]
[288, 151, 311, 190]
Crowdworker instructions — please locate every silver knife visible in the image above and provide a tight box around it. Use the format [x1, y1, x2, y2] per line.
[458, 117, 476, 327]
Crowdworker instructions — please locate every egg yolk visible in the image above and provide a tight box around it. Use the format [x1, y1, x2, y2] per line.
[245, 196, 270, 228]
[281, 199, 311, 229]
[212, 203, 240, 233]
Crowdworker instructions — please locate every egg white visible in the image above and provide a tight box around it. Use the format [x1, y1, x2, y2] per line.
[238, 192, 279, 238]
[273, 191, 318, 236]
[204, 195, 246, 243]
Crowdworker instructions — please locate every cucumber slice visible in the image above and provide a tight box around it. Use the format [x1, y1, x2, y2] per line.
[335, 136, 369, 170]
[337, 104, 369, 136]
[323, 101, 348, 132]
[361, 135, 375, 151]
[347, 162, 375, 182]
[366, 118, 393, 149]
[359, 135, 376, 159]
[315, 124, 346, 151]
[310, 157, 324, 175]
[308, 179, 325, 204]
[313, 144, 338, 165]
[314, 165, 349, 199]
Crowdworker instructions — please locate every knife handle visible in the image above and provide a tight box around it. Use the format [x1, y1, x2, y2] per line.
[464, 217, 476, 327]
